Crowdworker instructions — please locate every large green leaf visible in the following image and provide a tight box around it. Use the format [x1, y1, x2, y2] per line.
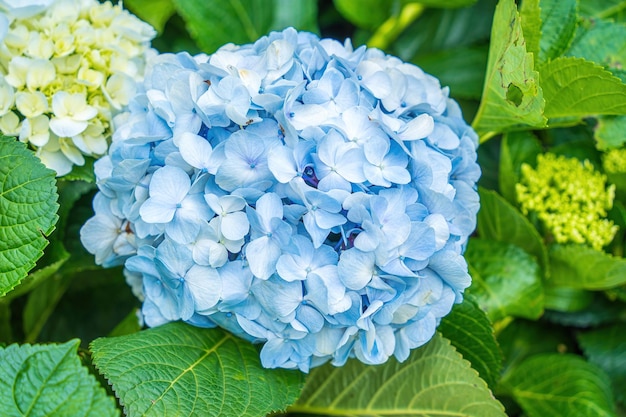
[578, 323, 626, 406]
[124, 0, 176, 33]
[289, 333, 506, 417]
[439, 296, 502, 389]
[498, 131, 542, 204]
[91, 322, 304, 417]
[595, 115, 626, 150]
[0, 340, 119, 417]
[0, 137, 59, 297]
[579, 0, 626, 20]
[566, 18, 626, 75]
[549, 243, 626, 290]
[500, 353, 616, 417]
[407, 0, 478, 7]
[172, 0, 318, 54]
[414, 45, 488, 100]
[519, 0, 540, 57]
[465, 238, 543, 322]
[540, 57, 626, 120]
[538, 0, 578, 62]
[477, 188, 548, 273]
[472, 0, 546, 141]
[333, 0, 393, 30]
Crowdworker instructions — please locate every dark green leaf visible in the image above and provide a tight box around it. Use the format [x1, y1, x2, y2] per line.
[91, 322, 304, 417]
[63, 157, 95, 182]
[333, 0, 392, 30]
[477, 188, 548, 273]
[544, 293, 626, 327]
[124, 0, 176, 33]
[538, 0, 578, 62]
[271, 0, 319, 34]
[578, 323, 626, 406]
[540, 57, 626, 120]
[0, 137, 59, 297]
[498, 131, 542, 204]
[439, 296, 502, 389]
[0, 302, 12, 344]
[549, 243, 626, 290]
[0, 340, 119, 417]
[466, 238, 544, 322]
[472, 0, 546, 140]
[543, 285, 594, 312]
[501, 353, 616, 417]
[579, 0, 626, 20]
[406, 0, 478, 7]
[414, 45, 488, 100]
[290, 333, 506, 417]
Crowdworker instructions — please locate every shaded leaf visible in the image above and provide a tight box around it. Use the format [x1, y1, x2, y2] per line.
[579, 0, 626, 20]
[543, 285, 594, 312]
[91, 322, 304, 417]
[501, 353, 616, 417]
[414, 45, 488, 100]
[0, 340, 119, 417]
[540, 57, 626, 120]
[333, 0, 392, 30]
[407, 0, 478, 7]
[63, 157, 95, 183]
[543, 293, 626, 327]
[596, 115, 626, 150]
[0, 137, 59, 297]
[439, 296, 502, 389]
[538, 0, 578, 62]
[466, 238, 543, 322]
[472, 0, 546, 140]
[578, 323, 626, 406]
[477, 188, 548, 273]
[290, 333, 506, 417]
[549, 243, 626, 290]
[498, 131, 542, 204]
[124, 0, 176, 33]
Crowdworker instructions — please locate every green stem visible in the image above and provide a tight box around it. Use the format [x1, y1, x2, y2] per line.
[367, 3, 425, 51]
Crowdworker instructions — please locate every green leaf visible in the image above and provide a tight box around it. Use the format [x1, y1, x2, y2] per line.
[596, 115, 626, 149]
[472, 0, 546, 141]
[333, 0, 392, 30]
[407, 0, 478, 7]
[519, 0, 540, 57]
[290, 333, 506, 417]
[0, 340, 119, 417]
[439, 296, 502, 389]
[498, 131, 542, 204]
[63, 157, 95, 182]
[414, 45, 488, 100]
[540, 56, 626, 120]
[0, 137, 59, 297]
[538, 0, 578, 62]
[549, 243, 626, 290]
[500, 353, 616, 417]
[578, 323, 626, 406]
[579, 0, 626, 21]
[566, 18, 626, 75]
[477, 188, 548, 273]
[91, 322, 304, 417]
[172, 0, 317, 54]
[543, 285, 594, 312]
[0, 302, 12, 343]
[466, 238, 544, 322]
[543, 292, 626, 327]
[124, 0, 176, 33]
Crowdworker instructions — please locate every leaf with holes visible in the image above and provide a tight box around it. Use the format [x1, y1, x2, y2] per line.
[0, 137, 59, 297]
[0, 340, 119, 417]
[289, 333, 506, 417]
[90, 322, 304, 417]
[472, 0, 546, 140]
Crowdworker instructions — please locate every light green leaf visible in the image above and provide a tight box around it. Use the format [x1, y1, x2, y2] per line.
[549, 243, 626, 290]
[124, 0, 176, 33]
[172, 0, 317, 54]
[538, 0, 578, 62]
[477, 188, 548, 273]
[333, 0, 392, 30]
[414, 45, 488, 99]
[579, 0, 626, 20]
[566, 18, 626, 75]
[290, 333, 506, 417]
[596, 115, 626, 150]
[578, 323, 626, 406]
[466, 238, 544, 322]
[406, 0, 478, 8]
[519, 0, 540, 57]
[0, 137, 59, 297]
[439, 296, 502, 389]
[0, 340, 119, 417]
[501, 353, 616, 417]
[540, 56, 626, 120]
[498, 131, 542, 204]
[91, 322, 304, 417]
[472, 0, 546, 141]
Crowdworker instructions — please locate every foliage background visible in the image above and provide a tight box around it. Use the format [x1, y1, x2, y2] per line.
[1, 0, 626, 416]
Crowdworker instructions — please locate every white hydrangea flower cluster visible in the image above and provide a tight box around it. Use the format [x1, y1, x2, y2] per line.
[0, 0, 156, 175]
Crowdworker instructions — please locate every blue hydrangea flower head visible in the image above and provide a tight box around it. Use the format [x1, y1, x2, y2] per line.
[81, 27, 481, 372]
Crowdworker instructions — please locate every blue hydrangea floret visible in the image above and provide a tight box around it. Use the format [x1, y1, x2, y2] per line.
[80, 28, 481, 372]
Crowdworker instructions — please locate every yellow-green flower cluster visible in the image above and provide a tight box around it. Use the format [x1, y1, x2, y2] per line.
[516, 153, 618, 250]
[0, 0, 155, 176]
[602, 148, 626, 174]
